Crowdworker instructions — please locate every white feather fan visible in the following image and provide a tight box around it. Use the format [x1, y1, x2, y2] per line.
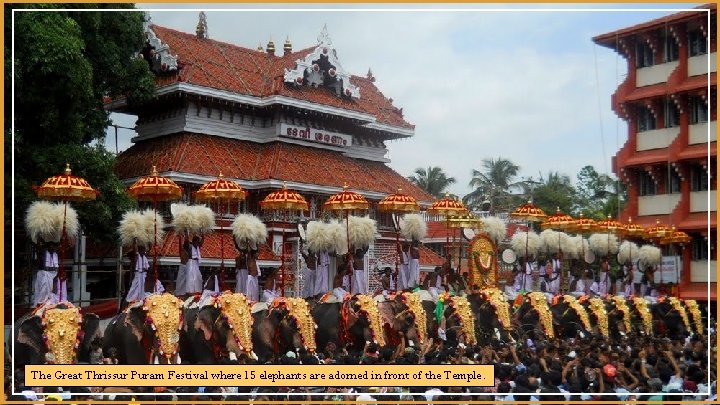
[171, 203, 195, 235]
[399, 214, 427, 241]
[306, 221, 332, 253]
[510, 231, 540, 259]
[571, 236, 591, 260]
[618, 241, 640, 264]
[588, 233, 620, 256]
[119, 210, 150, 247]
[142, 209, 166, 246]
[25, 202, 79, 245]
[193, 205, 215, 234]
[558, 232, 576, 258]
[539, 229, 558, 254]
[347, 215, 377, 249]
[232, 214, 267, 247]
[480, 216, 507, 245]
[326, 220, 348, 255]
[638, 244, 662, 267]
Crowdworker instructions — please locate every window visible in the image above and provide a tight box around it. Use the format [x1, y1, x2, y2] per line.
[667, 167, 681, 194]
[637, 106, 656, 132]
[690, 96, 709, 124]
[636, 42, 655, 68]
[688, 30, 708, 57]
[690, 164, 709, 192]
[639, 171, 657, 196]
[664, 35, 679, 62]
[664, 99, 680, 128]
[691, 234, 708, 261]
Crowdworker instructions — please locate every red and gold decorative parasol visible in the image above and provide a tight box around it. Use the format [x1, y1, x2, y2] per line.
[427, 193, 468, 218]
[195, 173, 247, 291]
[324, 185, 369, 294]
[128, 166, 183, 202]
[195, 172, 246, 203]
[659, 226, 691, 297]
[646, 220, 673, 241]
[624, 217, 647, 239]
[324, 184, 370, 212]
[595, 215, 626, 236]
[568, 214, 597, 234]
[260, 183, 309, 212]
[541, 207, 574, 231]
[261, 184, 309, 296]
[127, 166, 183, 289]
[34, 164, 98, 302]
[34, 163, 99, 202]
[509, 200, 547, 223]
[378, 189, 419, 293]
[378, 188, 420, 214]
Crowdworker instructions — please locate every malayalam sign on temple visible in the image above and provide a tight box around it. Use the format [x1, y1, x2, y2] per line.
[277, 124, 352, 147]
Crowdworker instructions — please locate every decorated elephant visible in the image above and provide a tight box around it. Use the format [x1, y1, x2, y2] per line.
[467, 288, 514, 344]
[102, 293, 184, 364]
[376, 292, 431, 348]
[311, 294, 386, 353]
[180, 292, 255, 364]
[606, 295, 634, 338]
[652, 296, 690, 339]
[252, 296, 317, 362]
[511, 292, 555, 341]
[441, 295, 479, 346]
[15, 302, 100, 366]
[549, 295, 592, 339]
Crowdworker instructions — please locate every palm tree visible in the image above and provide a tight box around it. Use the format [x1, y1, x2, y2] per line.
[531, 171, 576, 216]
[407, 166, 456, 198]
[463, 157, 523, 213]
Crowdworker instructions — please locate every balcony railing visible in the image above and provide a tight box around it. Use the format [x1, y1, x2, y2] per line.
[689, 120, 717, 145]
[636, 61, 679, 87]
[690, 190, 717, 213]
[689, 52, 717, 77]
[636, 127, 679, 151]
[638, 193, 682, 216]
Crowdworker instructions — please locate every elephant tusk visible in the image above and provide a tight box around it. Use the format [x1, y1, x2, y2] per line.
[176, 353, 181, 364]
[229, 352, 238, 361]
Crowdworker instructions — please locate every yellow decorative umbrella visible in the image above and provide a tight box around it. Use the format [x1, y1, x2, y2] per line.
[378, 189, 420, 293]
[660, 227, 691, 297]
[128, 166, 183, 286]
[324, 185, 369, 294]
[260, 184, 309, 296]
[569, 214, 597, 270]
[540, 207, 574, 293]
[34, 164, 98, 301]
[428, 193, 468, 264]
[509, 200, 546, 288]
[194, 173, 247, 290]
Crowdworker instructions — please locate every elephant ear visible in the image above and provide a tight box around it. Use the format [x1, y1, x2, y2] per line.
[124, 307, 147, 342]
[17, 316, 45, 355]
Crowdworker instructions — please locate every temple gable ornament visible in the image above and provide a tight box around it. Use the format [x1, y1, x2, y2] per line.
[284, 25, 360, 99]
[141, 13, 179, 74]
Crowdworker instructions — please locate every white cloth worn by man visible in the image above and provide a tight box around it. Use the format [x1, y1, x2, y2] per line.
[314, 250, 330, 296]
[185, 237, 204, 295]
[126, 249, 150, 302]
[33, 246, 60, 307]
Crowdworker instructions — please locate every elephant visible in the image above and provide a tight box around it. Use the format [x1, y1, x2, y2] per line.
[311, 294, 386, 354]
[652, 297, 690, 339]
[15, 302, 100, 366]
[376, 292, 431, 348]
[606, 295, 635, 339]
[549, 295, 592, 339]
[511, 292, 556, 341]
[103, 293, 184, 364]
[467, 289, 514, 344]
[251, 297, 317, 363]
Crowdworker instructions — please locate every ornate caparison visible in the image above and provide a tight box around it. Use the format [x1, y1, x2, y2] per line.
[684, 299, 704, 336]
[41, 303, 83, 364]
[611, 295, 632, 333]
[562, 295, 591, 332]
[215, 292, 254, 353]
[273, 297, 318, 353]
[448, 296, 477, 346]
[526, 292, 554, 339]
[588, 298, 609, 339]
[355, 295, 386, 347]
[667, 297, 691, 332]
[481, 288, 512, 331]
[143, 293, 183, 361]
[632, 296, 653, 335]
[401, 292, 427, 345]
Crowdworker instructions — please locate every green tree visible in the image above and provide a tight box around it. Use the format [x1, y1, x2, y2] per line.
[574, 165, 626, 219]
[407, 166, 456, 198]
[463, 157, 524, 213]
[6, 5, 155, 249]
[530, 171, 576, 216]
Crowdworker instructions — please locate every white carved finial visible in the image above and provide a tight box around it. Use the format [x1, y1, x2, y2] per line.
[317, 23, 332, 46]
[142, 12, 152, 32]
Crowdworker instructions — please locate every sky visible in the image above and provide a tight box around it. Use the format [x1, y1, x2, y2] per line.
[107, 3, 700, 198]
